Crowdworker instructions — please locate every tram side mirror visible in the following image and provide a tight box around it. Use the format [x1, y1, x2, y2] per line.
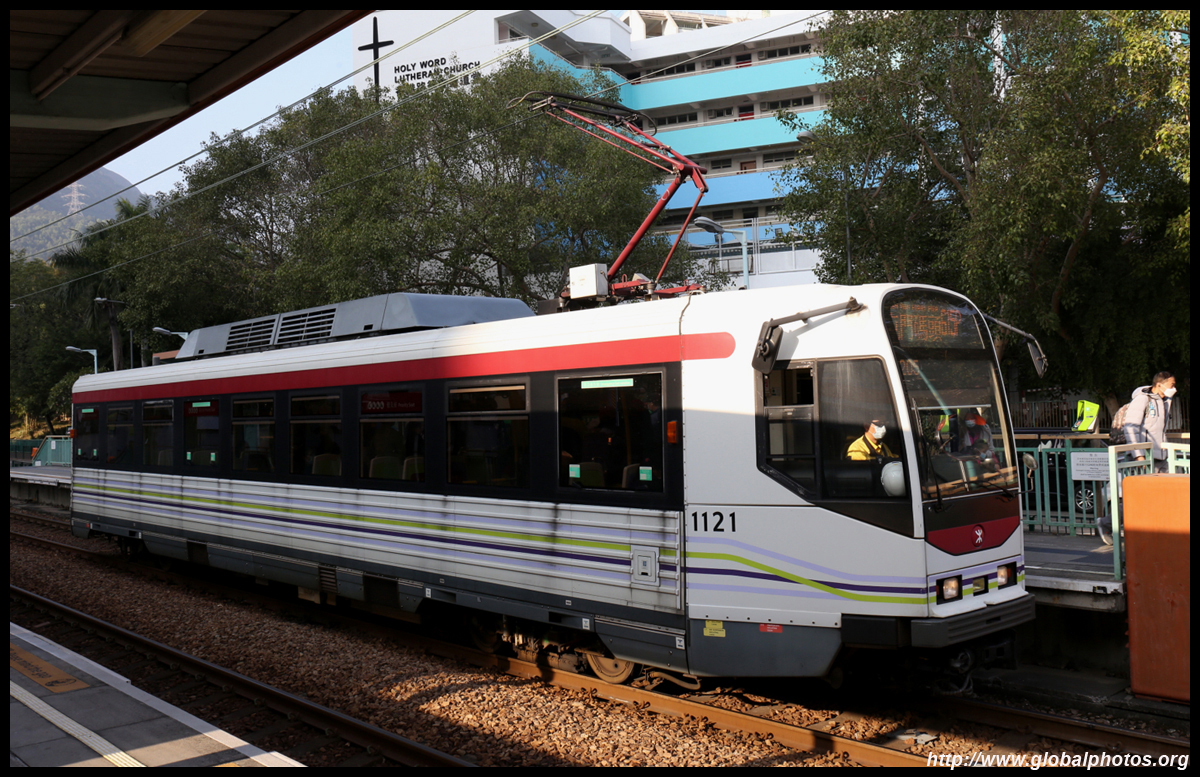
[751, 323, 783, 375]
[752, 299, 862, 375]
[1022, 453, 1038, 474]
[1027, 341, 1048, 379]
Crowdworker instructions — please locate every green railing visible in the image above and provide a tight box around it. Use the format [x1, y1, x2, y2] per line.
[1103, 443, 1154, 582]
[1017, 434, 1111, 536]
[31, 435, 72, 467]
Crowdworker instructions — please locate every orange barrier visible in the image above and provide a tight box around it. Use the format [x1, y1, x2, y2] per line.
[1123, 474, 1190, 703]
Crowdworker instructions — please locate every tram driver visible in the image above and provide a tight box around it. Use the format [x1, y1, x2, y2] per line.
[846, 419, 898, 462]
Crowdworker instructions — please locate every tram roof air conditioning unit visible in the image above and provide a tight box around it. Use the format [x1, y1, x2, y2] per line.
[173, 292, 533, 360]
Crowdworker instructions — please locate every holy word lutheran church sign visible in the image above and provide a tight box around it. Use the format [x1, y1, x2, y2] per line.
[352, 12, 517, 94]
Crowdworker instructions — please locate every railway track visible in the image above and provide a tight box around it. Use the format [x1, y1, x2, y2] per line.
[11, 513, 1190, 766]
[10, 586, 472, 767]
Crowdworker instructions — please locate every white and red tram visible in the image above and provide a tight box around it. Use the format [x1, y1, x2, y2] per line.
[70, 283, 1034, 682]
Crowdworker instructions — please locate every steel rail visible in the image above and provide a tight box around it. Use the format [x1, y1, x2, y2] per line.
[944, 697, 1190, 759]
[451, 651, 929, 767]
[9, 529, 120, 561]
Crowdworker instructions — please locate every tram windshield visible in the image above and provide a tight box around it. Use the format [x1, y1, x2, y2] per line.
[882, 289, 1017, 500]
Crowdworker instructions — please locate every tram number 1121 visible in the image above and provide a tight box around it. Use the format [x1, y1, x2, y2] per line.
[691, 510, 736, 533]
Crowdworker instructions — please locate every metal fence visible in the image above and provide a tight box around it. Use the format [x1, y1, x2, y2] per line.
[10, 436, 72, 468]
[10, 439, 37, 466]
[1013, 396, 1189, 432]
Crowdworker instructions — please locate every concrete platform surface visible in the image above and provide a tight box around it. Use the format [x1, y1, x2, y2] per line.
[1022, 529, 1126, 611]
[9, 623, 300, 767]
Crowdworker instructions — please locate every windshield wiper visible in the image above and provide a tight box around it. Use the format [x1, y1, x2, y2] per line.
[912, 398, 947, 513]
[970, 476, 1018, 501]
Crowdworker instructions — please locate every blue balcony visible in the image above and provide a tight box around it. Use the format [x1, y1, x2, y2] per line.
[618, 57, 826, 111]
[652, 111, 824, 158]
[654, 167, 782, 208]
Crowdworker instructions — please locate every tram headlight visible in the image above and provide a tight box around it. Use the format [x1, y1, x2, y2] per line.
[972, 575, 989, 596]
[936, 575, 962, 603]
[996, 562, 1017, 589]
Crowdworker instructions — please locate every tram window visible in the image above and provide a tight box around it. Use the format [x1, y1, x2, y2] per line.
[184, 400, 220, 468]
[818, 359, 906, 499]
[233, 398, 274, 473]
[291, 394, 342, 477]
[557, 374, 664, 492]
[763, 365, 816, 492]
[360, 388, 424, 481]
[106, 405, 134, 468]
[74, 406, 101, 463]
[143, 400, 174, 467]
[447, 384, 528, 488]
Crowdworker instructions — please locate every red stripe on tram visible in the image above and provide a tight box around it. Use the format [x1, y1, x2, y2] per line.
[73, 332, 736, 403]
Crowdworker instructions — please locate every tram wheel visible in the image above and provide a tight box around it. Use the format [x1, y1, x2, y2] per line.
[585, 653, 639, 684]
[467, 615, 504, 654]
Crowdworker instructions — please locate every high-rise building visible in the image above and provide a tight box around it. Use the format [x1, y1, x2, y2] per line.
[354, 10, 830, 287]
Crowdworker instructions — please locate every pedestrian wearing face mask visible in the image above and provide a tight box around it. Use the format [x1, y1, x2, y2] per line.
[1123, 371, 1177, 474]
[847, 419, 897, 461]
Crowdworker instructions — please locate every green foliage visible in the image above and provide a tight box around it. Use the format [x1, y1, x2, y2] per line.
[775, 10, 1189, 401]
[9, 253, 100, 429]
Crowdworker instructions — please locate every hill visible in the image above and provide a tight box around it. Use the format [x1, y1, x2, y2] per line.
[10, 169, 144, 260]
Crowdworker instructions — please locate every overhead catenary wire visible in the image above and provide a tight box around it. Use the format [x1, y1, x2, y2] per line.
[11, 10, 831, 305]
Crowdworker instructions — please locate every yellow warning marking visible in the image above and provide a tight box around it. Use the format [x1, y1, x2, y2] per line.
[10, 680, 146, 766]
[703, 620, 726, 637]
[10, 642, 90, 693]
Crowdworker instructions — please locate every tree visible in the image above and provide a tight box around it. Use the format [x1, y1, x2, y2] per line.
[775, 10, 1189, 401]
[1100, 10, 1189, 255]
[9, 252, 99, 433]
[49, 197, 157, 371]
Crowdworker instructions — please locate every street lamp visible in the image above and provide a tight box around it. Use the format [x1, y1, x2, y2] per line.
[65, 346, 98, 374]
[692, 216, 750, 290]
[796, 130, 852, 283]
[153, 327, 189, 341]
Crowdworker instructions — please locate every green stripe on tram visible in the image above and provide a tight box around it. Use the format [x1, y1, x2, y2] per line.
[78, 482, 632, 553]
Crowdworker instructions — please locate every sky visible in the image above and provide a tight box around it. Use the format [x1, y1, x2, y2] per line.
[105, 29, 354, 198]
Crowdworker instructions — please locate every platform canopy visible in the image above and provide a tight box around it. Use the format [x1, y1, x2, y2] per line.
[10, 10, 370, 215]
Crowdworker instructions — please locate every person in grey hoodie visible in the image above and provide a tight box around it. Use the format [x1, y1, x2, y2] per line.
[1123, 371, 1177, 473]
[1098, 371, 1177, 546]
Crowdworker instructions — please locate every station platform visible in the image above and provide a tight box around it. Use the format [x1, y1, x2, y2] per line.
[1022, 528, 1126, 611]
[9, 465, 71, 509]
[9, 623, 300, 767]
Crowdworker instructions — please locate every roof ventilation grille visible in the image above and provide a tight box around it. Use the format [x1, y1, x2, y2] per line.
[277, 307, 336, 344]
[225, 317, 276, 351]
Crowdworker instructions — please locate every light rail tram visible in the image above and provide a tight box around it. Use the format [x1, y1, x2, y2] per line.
[70, 282, 1036, 685]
